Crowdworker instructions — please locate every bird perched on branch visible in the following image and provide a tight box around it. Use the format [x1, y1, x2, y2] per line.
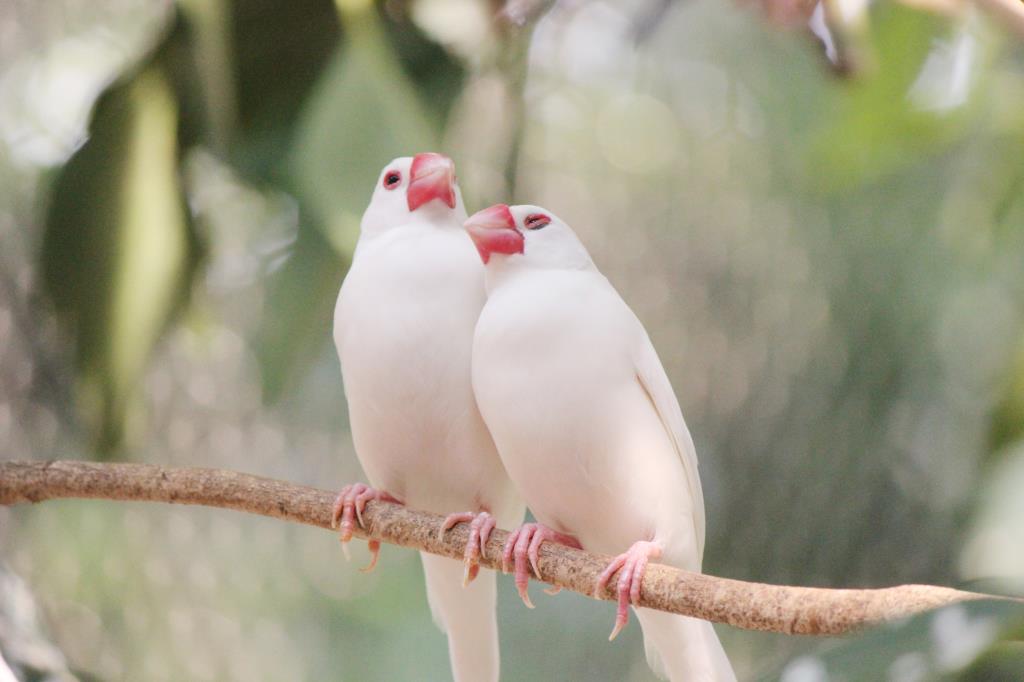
[332, 155, 523, 682]
[466, 204, 736, 681]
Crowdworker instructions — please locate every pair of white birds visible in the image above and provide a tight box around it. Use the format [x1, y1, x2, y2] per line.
[331, 153, 735, 682]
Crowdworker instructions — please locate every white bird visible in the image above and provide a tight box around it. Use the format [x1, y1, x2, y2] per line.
[465, 203, 736, 682]
[332, 155, 524, 682]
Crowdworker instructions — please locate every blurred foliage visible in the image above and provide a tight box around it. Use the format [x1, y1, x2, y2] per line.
[961, 440, 1024, 587]
[37, 0, 470, 435]
[289, 7, 440, 236]
[41, 42, 203, 455]
[256, 225, 346, 402]
[765, 599, 1024, 681]
[259, 5, 449, 401]
[2, 0, 1024, 680]
[811, 4, 961, 187]
[226, 0, 339, 180]
[0, 564, 79, 682]
[989, 334, 1024, 454]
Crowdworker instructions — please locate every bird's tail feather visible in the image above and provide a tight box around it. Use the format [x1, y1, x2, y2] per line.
[635, 608, 736, 682]
[420, 552, 500, 682]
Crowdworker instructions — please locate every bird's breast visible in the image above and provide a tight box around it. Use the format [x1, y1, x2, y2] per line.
[334, 229, 505, 511]
[472, 276, 694, 554]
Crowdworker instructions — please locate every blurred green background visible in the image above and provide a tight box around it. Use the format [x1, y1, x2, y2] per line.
[1, 0, 1024, 679]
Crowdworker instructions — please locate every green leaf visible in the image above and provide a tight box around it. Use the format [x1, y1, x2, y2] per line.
[961, 440, 1024, 587]
[989, 336, 1024, 455]
[809, 4, 963, 188]
[225, 0, 340, 183]
[175, 0, 238, 152]
[763, 600, 1024, 681]
[379, 7, 466, 129]
[41, 65, 201, 456]
[254, 6, 440, 402]
[288, 7, 438, 248]
[256, 223, 347, 402]
[961, 640, 1024, 682]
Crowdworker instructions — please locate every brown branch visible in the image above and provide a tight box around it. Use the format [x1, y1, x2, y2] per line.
[0, 460, 1005, 635]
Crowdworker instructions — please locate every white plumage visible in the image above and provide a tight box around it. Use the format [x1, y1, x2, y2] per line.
[333, 157, 523, 682]
[467, 204, 735, 682]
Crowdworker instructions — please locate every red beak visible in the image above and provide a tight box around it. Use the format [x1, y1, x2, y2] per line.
[464, 204, 524, 264]
[407, 153, 456, 211]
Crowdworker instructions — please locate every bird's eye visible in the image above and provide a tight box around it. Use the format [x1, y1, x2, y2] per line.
[383, 170, 402, 190]
[524, 213, 551, 230]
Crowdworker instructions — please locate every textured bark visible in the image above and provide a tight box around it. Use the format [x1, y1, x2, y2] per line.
[0, 460, 1004, 635]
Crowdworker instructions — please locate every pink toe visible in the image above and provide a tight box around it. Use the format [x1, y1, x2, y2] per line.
[442, 511, 475, 529]
[598, 540, 663, 639]
[502, 522, 580, 605]
[630, 555, 650, 604]
[466, 525, 480, 564]
[618, 561, 634, 606]
[332, 484, 402, 565]
[464, 562, 480, 586]
[361, 539, 381, 573]
[514, 526, 535, 608]
[527, 530, 546, 578]
[502, 527, 521, 573]
[354, 493, 370, 528]
[331, 493, 345, 530]
[479, 516, 496, 560]
[609, 561, 633, 640]
[439, 511, 495, 587]
[609, 613, 627, 642]
[594, 554, 626, 598]
[340, 504, 357, 543]
[439, 512, 473, 546]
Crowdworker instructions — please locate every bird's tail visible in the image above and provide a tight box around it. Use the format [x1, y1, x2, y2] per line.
[635, 607, 736, 682]
[420, 552, 500, 682]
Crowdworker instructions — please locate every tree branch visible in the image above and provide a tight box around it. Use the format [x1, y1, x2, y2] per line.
[0, 460, 1006, 635]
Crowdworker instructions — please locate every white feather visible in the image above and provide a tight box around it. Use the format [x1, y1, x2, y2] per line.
[633, 330, 706, 558]
[335, 158, 523, 682]
[471, 205, 734, 681]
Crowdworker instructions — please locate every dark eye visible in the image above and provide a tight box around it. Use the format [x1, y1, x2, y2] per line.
[383, 170, 401, 190]
[524, 213, 550, 230]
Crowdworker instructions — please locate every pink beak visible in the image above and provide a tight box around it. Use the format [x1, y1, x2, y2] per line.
[407, 152, 456, 211]
[464, 204, 524, 264]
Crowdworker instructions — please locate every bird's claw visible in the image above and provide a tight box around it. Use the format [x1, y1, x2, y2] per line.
[593, 540, 663, 641]
[501, 522, 582, 609]
[439, 511, 497, 586]
[331, 483, 401, 571]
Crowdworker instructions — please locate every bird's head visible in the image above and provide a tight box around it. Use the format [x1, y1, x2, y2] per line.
[362, 153, 465, 232]
[464, 204, 592, 271]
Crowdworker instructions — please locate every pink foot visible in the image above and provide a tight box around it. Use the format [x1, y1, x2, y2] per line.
[331, 483, 402, 572]
[593, 540, 663, 641]
[438, 511, 497, 586]
[502, 523, 582, 608]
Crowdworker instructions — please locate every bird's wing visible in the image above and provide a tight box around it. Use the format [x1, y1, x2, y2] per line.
[633, 325, 706, 557]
